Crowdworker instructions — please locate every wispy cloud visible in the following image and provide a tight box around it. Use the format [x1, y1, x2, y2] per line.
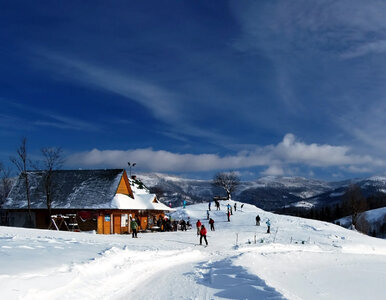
[2, 100, 102, 133]
[231, 1, 386, 160]
[66, 133, 384, 173]
[32, 50, 234, 144]
[34, 113, 101, 132]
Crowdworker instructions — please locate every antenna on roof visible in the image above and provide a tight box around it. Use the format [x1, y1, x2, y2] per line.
[128, 162, 136, 177]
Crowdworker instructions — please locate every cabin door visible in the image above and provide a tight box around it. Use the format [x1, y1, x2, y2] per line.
[139, 216, 148, 230]
[113, 215, 121, 234]
[103, 214, 111, 234]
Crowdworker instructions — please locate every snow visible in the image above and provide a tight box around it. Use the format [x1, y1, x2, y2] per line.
[110, 193, 171, 211]
[290, 200, 314, 208]
[364, 207, 386, 222]
[337, 207, 386, 224]
[329, 191, 345, 197]
[1, 201, 386, 300]
[367, 176, 386, 183]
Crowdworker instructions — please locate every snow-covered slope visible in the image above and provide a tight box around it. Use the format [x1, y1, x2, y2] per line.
[138, 173, 335, 210]
[295, 176, 386, 209]
[1, 201, 386, 299]
[337, 207, 386, 238]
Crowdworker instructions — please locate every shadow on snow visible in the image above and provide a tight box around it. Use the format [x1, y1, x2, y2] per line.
[190, 256, 287, 300]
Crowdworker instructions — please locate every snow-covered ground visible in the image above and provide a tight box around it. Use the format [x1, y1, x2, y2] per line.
[1, 201, 386, 300]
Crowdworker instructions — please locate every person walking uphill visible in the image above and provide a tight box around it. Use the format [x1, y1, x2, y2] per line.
[131, 218, 138, 238]
[209, 218, 215, 231]
[200, 225, 208, 246]
[196, 219, 202, 236]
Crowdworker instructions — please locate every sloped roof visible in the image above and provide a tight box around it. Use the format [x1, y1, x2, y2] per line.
[111, 193, 173, 211]
[3, 169, 124, 209]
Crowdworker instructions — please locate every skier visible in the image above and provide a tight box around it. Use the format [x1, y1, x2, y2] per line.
[208, 201, 211, 211]
[200, 225, 208, 246]
[196, 219, 202, 236]
[207, 210, 210, 220]
[227, 210, 230, 222]
[241, 204, 244, 211]
[183, 200, 186, 209]
[215, 200, 220, 210]
[266, 219, 271, 234]
[256, 214, 260, 226]
[234, 203, 237, 212]
[209, 218, 215, 231]
[131, 218, 138, 238]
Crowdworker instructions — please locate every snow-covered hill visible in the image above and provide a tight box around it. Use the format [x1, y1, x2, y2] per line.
[296, 176, 386, 209]
[138, 173, 335, 210]
[337, 207, 386, 238]
[1, 201, 386, 299]
[137, 173, 386, 211]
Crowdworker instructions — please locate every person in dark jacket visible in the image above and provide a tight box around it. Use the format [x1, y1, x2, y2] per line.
[209, 218, 215, 231]
[256, 215, 261, 226]
[200, 225, 208, 246]
[215, 200, 220, 210]
[131, 218, 138, 238]
[180, 219, 187, 231]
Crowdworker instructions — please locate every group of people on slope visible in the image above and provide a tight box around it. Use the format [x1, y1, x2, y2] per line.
[195, 219, 210, 246]
[256, 214, 271, 233]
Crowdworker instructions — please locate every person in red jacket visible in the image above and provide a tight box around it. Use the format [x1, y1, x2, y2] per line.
[200, 225, 208, 246]
[196, 219, 202, 236]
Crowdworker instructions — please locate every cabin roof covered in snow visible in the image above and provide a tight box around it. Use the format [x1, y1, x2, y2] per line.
[3, 169, 171, 211]
[111, 193, 172, 211]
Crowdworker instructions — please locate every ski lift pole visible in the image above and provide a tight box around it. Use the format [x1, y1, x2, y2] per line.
[273, 227, 278, 243]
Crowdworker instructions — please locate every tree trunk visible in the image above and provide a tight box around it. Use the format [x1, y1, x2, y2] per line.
[24, 171, 32, 222]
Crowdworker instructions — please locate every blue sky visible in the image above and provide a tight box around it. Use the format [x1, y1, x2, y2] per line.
[1, 1, 385, 180]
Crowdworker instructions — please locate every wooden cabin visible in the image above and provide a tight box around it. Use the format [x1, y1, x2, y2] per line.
[2, 169, 172, 234]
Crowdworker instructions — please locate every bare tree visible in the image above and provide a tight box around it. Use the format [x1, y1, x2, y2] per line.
[356, 214, 370, 235]
[41, 147, 64, 218]
[10, 137, 32, 220]
[212, 171, 240, 200]
[0, 162, 13, 208]
[342, 184, 367, 228]
[149, 186, 165, 199]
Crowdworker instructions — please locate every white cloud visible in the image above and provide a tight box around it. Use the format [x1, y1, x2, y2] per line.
[342, 166, 373, 173]
[66, 134, 385, 173]
[261, 165, 285, 176]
